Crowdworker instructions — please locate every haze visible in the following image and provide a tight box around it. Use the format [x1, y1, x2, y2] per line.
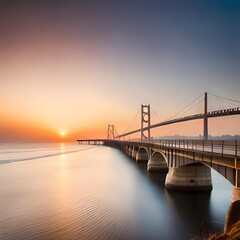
[1, 0, 240, 142]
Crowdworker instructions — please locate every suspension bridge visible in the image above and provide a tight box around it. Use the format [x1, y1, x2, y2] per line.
[77, 92, 240, 233]
[107, 92, 240, 140]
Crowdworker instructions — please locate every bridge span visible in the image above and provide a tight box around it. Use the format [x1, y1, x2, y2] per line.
[77, 93, 240, 233]
[115, 106, 240, 139]
[111, 92, 240, 141]
[78, 138, 240, 198]
[77, 138, 240, 233]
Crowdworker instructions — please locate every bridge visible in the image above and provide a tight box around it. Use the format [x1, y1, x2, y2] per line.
[112, 92, 240, 140]
[77, 92, 240, 233]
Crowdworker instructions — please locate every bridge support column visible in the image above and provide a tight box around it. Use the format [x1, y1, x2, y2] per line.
[131, 146, 138, 159]
[127, 146, 132, 157]
[141, 104, 151, 141]
[107, 124, 115, 140]
[136, 148, 149, 164]
[147, 152, 168, 173]
[165, 163, 212, 191]
[203, 92, 208, 140]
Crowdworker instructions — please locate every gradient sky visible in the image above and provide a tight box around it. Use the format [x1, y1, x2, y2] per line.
[1, 0, 240, 141]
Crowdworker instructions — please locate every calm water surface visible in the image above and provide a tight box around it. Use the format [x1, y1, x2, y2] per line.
[0, 143, 232, 240]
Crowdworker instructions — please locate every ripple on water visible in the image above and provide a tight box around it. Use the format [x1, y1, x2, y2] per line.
[0, 193, 131, 240]
[0, 144, 233, 240]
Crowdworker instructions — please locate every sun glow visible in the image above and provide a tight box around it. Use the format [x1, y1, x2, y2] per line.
[60, 131, 65, 137]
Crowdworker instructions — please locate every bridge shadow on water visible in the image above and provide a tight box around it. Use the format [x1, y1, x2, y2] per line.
[149, 172, 219, 239]
[127, 157, 167, 190]
[127, 157, 222, 239]
[165, 190, 216, 239]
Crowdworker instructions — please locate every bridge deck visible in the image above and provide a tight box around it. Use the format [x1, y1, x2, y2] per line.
[77, 139, 240, 157]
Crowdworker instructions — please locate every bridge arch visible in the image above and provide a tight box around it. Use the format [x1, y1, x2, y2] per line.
[169, 151, 238, 188]
[136, 147, 149, 163]
[203, 162, 237, 188]
[147, 151, 168, 173]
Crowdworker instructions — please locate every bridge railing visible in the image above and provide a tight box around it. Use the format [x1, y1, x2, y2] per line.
[154, 139, 240, 157]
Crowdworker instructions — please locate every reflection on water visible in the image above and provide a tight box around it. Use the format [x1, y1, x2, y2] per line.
[0, 142, 97, 164]
[0, 144, 232, 240]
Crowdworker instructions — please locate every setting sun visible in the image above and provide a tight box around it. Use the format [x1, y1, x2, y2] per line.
[60, 131, 65, 137]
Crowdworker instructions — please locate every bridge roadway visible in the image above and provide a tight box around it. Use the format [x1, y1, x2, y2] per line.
[115, 107, 240, 138]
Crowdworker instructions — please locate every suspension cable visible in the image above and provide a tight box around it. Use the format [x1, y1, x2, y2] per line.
[151, 106, 162, 123]
[122, 107, 140, 134]
[164, 93, 204, 121]
[208, 92, 240, 106]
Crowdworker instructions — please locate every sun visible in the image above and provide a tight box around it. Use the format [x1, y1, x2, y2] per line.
[60, 131, 65, 137]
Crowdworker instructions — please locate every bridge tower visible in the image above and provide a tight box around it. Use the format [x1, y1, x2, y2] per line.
[141, 104, 151, 141]
[107, 124, 115, 140]
[203, 92, 208, 140]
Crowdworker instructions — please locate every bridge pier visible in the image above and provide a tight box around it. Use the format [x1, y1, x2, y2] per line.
[124, 145, 129, 155]
[147, 151, 168, 173]
[131, 146, 138, 159]
[136, 147, 149, 164]
[124, 145, 130, 157]
[165, 163, 212, 192]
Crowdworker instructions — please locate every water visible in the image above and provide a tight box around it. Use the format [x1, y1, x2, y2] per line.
[0, 142, 232, 240]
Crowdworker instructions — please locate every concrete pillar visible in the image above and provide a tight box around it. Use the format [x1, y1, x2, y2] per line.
[165, 163, 212, 191]
[131, 147, 138, 159]
[136, 148, 149, 163]
[127, 146, 132, 157]
[123, 145, 128, 155]
[147, 151, 168, 173]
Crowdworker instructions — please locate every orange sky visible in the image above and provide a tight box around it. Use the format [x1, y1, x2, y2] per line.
[1, 1, 240, 142]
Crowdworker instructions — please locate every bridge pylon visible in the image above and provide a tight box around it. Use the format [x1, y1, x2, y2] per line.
[141, 104, 151, 141]
[107, 124, 115, 140]
[203, 92, 208, 140]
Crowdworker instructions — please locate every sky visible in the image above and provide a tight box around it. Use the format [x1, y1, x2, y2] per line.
[1, 0, 240, 141]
